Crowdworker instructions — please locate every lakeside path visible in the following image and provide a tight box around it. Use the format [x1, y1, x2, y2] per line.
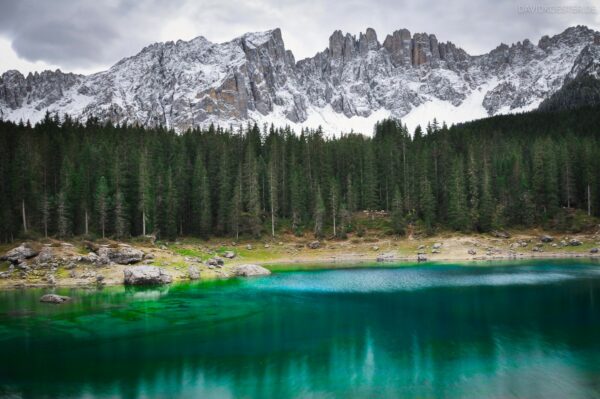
[1, 230, 599, 289]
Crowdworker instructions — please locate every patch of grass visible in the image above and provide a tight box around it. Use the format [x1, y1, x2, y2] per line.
[171, 247, 206, 259]
[55, 268, 71, 278]
[0, 261, 10, 271]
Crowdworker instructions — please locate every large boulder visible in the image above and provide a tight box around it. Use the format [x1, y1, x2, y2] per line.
[2, 243, 39, 264]
[491, 230, 511, 239]
[40, 294, 71, 304]
[123, 266, 172, 285]
[97, 246, 144, 265]
[540, 235, 554, 243]
[188, 265, 201, 280]
[308, 241, 321, 249]
[232, 264, 271, 277]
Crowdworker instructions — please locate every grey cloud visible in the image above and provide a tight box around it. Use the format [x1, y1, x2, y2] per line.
[0, 0, 185, 69]
[0, 0, 598, 72]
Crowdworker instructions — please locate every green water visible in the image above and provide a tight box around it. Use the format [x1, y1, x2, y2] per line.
[1, 261, 600, 398]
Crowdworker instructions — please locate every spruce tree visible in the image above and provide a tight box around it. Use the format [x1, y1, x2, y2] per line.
[56, 190, 71, 238]
[95, 176, 110, 238]
[114, 190, 129, 238]
[313, 186, 325, 239]
[391, 185, 406, 235]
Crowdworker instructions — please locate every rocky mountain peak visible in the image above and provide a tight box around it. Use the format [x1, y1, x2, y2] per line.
[1, 25, 599, 133]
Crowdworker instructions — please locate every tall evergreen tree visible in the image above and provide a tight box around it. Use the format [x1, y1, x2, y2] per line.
[95, 176, 110, 238]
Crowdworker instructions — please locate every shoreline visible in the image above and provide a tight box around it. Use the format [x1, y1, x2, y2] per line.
[1, 230, 600, 290]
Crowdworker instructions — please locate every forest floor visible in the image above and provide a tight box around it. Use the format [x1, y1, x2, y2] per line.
[1, 227, 600, 289]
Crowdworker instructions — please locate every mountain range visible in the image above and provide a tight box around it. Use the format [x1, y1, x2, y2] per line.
[1, 25, 599, 134]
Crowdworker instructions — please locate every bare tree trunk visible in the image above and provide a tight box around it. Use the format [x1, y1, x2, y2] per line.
[588, 183, 592, 216]
[333, 210, 336, 237]
[142, 209, 146, 236]
[271, 206, 275, 237]
[21, 199, 27, 234]
[85, 210, 89, 236]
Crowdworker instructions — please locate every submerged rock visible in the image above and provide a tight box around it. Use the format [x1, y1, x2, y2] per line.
[123, 266, 172, 285]
[40, 294, 71, 304]
[232, 264, 271, 277]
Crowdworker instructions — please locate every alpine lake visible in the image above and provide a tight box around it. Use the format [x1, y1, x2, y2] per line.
[1, 259, 600, 398]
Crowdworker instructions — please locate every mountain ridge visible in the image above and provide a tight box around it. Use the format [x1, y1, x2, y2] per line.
[1, 25, 599, 133]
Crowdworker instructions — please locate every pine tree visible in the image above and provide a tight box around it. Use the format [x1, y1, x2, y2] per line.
[268, 147, 279, 237]
[114, 190, 129, 238]
[165, 170, 178, 239]
[478, 159, 494, 232]
[230, 167, 243, 240]
[56, 190, 71, 238]
[192, 155, 211, 238]
[216, 147, 231, 234]
[329, 179, 339, 237]
[467, 151, 479, 230]
[40, 191, 51, 238]
[362, 145, 378, 210]
[244, 142, 262, 237]
[290, 164, 305, 236]
[313, 186, 325, 239]
[419, 176, 435, 232]
[138, 151, 152, 236]
[95, 176, 110, 238]
[391, 185, 406, 235]
[448, 159, 469, 231]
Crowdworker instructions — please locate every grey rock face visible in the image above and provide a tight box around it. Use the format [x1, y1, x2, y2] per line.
[123, 266, 172, 285]
[1, 26, 598, 132]
[232, 264, 271, 277]
[1, 243, 39, 265]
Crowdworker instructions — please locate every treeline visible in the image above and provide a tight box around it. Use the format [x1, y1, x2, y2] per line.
[1, 106, 599, 242]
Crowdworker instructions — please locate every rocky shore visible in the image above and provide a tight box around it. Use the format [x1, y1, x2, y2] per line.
[0, 230, 599, 289]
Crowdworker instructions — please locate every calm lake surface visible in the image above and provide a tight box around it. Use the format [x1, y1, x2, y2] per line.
[1, 260, 600, 398]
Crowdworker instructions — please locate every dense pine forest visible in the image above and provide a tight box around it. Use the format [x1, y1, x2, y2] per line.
[1, 106, 599, 243]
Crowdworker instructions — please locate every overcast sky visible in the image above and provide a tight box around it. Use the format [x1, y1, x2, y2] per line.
[0, 0, 599, 75]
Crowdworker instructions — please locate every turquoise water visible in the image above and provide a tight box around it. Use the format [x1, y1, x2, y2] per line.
[1, 260, 600, 398]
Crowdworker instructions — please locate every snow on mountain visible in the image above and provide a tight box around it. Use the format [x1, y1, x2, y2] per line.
[1, 26, 599, 134]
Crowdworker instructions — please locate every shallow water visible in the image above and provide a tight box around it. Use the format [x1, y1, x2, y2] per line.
[1, 261, 600, 398]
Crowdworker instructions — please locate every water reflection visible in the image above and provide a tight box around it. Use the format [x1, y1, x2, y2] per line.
[1, 263, 600, 398]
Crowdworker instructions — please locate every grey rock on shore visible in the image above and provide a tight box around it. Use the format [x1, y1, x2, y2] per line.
[123, 266, 173, 285]
[98, 246, 144, 265]
[1, 243, 39, 264]
[232, 264, 271, 277]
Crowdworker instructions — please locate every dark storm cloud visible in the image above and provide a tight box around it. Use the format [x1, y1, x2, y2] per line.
[0, 0, 598, 72]
[0, 0, 185, 69]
